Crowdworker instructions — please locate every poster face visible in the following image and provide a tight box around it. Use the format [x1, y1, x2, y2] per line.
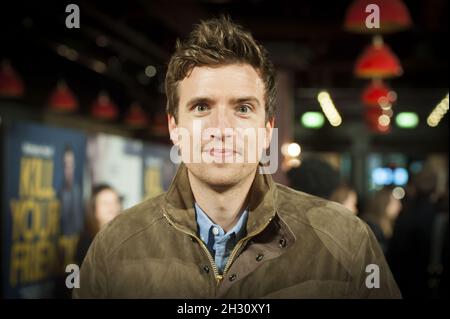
[86, 133, 143, 210]
[2, 121, 86, 298]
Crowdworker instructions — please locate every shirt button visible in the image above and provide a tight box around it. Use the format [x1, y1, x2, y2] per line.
[212, 227, 220, 236]
[203, 265, 210, 274]
[256, 253, 264, 262]
[279, 238, 287, 248]
[229, 274, 237, 281]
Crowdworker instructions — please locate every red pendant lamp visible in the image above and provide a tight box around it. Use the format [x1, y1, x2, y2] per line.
[355, 36, 403, 78]
[0, 60, 25, 97]
[364, 105, 391, 133]
[91, 91, 118, 120]
[48, 80, 78, 113]
[361, 79, 396, 107]
[125, 102, 148, 128]
[345, 0, 412, 34]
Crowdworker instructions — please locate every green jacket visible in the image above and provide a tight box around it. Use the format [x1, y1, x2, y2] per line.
[73, 163, 401, 298]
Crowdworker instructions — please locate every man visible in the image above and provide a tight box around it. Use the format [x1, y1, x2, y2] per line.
[74, 17, 401, 298]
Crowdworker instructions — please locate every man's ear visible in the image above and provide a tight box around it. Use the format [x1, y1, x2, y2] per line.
[168, 114, 179, 145]
[264, 117, 275, 150]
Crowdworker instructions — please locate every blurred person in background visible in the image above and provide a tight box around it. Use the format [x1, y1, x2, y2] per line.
[361, 187, 402, 254]
[75, 184, 123, 267]
[388, 170, 448, 298]
[287, 157, 341, 200]
[431, 187, 449, 298]
[330, 184, 359, 215]
[57, 183, 122, 298]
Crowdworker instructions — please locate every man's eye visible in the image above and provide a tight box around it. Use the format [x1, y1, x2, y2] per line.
[193, 104, 209, 113]
[237, 105, 251, 114]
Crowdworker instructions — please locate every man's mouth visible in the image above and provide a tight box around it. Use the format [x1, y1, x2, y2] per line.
[208, 148, 236, 158]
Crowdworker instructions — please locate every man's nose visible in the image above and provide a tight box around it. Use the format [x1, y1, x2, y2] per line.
[207, 107, 234, 139]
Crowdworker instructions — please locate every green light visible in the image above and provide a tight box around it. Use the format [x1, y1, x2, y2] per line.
[301, 112, 325, 128]
[395, 112, 419, 128]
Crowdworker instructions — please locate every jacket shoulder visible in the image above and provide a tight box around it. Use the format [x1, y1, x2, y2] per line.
[275, 183, 368, 259]
[94, 193, 167, 257]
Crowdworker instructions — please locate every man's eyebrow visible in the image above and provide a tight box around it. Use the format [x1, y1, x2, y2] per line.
[185, 96, 261, 108]
[231, 96, 261, 106]
[185, 97, 215, 108]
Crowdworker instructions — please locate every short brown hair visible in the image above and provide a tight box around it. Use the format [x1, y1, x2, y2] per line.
[165, 16, 276, 122]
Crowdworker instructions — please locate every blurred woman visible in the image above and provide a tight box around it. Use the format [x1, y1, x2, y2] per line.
[330, 184, 358, 214]
[362, 186, 402, 254]
[75, 184, 122, 266]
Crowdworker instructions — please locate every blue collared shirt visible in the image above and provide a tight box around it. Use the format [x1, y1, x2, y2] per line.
[194, 203, 248, 274]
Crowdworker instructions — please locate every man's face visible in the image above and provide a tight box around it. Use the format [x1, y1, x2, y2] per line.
[168, 64, 274, 188]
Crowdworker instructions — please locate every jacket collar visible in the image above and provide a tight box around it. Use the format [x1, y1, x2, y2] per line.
[162, 162, 278, 236]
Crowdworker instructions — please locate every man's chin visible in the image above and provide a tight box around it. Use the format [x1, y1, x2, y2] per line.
[186, 162, 255, 187]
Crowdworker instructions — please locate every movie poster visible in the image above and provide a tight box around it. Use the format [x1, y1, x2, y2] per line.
[142, 143, 178, 200]
[86, 133, 143, 210]
[2, 121, 86, 298]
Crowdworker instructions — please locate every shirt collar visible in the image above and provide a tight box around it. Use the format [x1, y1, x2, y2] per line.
[194, 203, 248, 244]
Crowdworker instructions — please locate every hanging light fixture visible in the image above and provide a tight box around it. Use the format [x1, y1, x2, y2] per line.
[91, 91, 118, 120]
[361, 79, 397, 107]
[345, 0, 412, 34]
[364, 105, 391, 133]
[0, 60, 25, 98]
[345, 0, 409, 134]
[48, 80, 78, 113]
[125, 102, 148, 128]
[355, 36, 403, 78]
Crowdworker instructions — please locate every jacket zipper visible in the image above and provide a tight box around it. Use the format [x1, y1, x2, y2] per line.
[162, 212, 223, 285]
[163, 210, 275, 286]
[221, 216, 274, 277]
